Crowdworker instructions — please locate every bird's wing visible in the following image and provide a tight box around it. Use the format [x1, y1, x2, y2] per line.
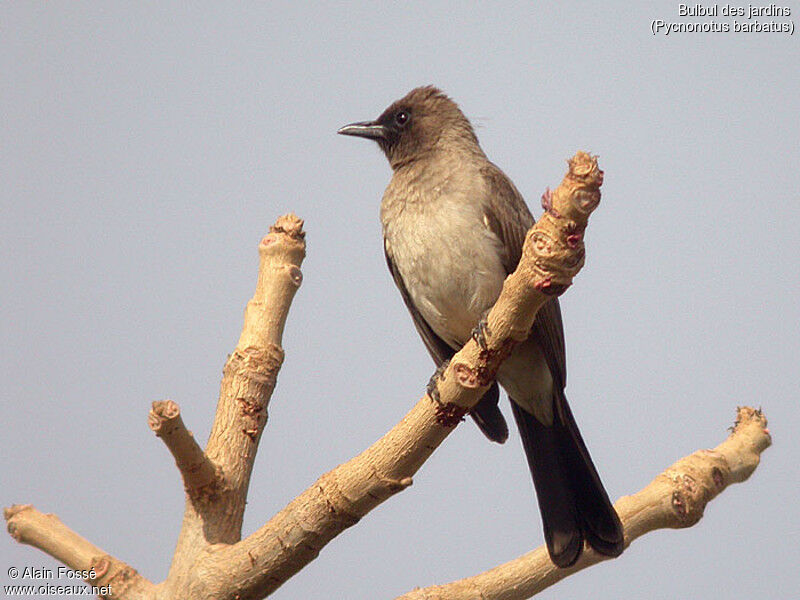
[480, 163, 567, 386]
[384, 238, 453, 365]
[384, 238, 508, 443]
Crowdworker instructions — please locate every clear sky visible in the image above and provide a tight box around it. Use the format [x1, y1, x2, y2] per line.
[2, 3, 798, 599]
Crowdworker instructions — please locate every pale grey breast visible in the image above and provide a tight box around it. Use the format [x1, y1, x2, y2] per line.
[381, 160, 507, 349]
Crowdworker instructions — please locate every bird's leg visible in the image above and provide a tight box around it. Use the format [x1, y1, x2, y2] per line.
[470, 310, 491, 351]
[427, 359, 450, 405]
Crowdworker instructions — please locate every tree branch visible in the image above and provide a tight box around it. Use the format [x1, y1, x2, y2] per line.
[395, 406, 772, 600]
[162, 214, 306, 595]
[4, 214, 308, 600]
[148, 400, 220, 497]
[197, 153, 605, 600]
[4, 505, 155, 600]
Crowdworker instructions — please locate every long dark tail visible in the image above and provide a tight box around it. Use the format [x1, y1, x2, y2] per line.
[470, 382, 509, 443]
[510, 391, 624, 567]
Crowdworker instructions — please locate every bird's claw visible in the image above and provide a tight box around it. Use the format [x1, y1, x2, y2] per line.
[427, 359, 450, 404]
[471, 313, 491, 351]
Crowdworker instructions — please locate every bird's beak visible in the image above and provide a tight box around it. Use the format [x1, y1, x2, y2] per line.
[337, 120, 388, 140]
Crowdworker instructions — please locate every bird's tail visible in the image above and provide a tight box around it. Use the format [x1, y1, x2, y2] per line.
[510, 391, 624, 567]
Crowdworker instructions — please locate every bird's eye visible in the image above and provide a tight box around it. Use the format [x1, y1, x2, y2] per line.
[395, 111, 409, 126]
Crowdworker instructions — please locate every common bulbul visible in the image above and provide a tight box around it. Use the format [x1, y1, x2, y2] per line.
[338, 86, 623, 567]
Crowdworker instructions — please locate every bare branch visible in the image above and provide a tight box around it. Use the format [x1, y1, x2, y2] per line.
[395, 406, 772, 600]
[4, 505, 155, 600]
[201, 153, 604, 600]
[163, 214, 306, 596]
[149, 400, 220, 497]
[4, 215, 308, 600]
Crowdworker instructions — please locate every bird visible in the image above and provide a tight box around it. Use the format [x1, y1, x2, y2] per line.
[338, 86, 623, 567]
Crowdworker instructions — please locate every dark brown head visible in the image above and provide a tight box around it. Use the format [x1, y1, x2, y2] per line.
[338, 86, 479, 169]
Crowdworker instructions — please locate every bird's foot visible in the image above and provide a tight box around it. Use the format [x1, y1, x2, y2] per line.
[427, 359, 450, 405]
[471, 312, 491, 351]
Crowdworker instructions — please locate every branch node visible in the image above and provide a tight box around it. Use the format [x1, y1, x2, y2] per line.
[373, 467, 414, 492]
[318, 476, 362, 527]
[90, 555, 111, 579]
[287, 264, 303, 286]
[238, 396, 266, 417]
[476, 339, 517, 384]
[453, 363, 479, 389]
[523, 152, 602, 297]
[5, 504, 32, 541]
[228, 345, 285, 387]
[269, 213, 306, 240]
[242, 427, 259, 442]
[711, 465, 725, 489]
[104, 563, 144, 596]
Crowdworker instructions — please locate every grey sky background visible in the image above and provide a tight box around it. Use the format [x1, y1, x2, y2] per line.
[2, 3, 799, 599]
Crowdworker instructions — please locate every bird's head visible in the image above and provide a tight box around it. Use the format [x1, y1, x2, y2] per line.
[338, 86, 479, 169]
